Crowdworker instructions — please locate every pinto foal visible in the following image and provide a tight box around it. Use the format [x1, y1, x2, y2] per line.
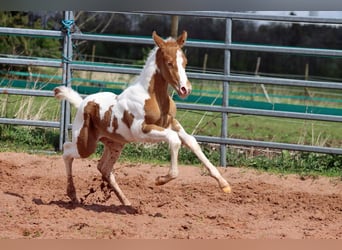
[54, 31, 231, 206]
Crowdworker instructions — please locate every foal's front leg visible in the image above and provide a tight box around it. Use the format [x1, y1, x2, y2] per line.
[155, 134, 181, 185]
[141, 124, 181, 186]
[173, 120, 231, 193]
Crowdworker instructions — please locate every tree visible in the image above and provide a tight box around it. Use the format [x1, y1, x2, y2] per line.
[0, 11, 62, 77]
[0, 12, 61, 58]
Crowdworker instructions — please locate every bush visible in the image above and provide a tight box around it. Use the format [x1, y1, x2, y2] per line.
[0, 125, 59, 151]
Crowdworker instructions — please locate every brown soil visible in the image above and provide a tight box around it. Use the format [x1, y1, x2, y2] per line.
[0, 152, 341, 239]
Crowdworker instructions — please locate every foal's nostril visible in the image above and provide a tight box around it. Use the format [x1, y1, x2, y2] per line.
[180, 86, 187, 95]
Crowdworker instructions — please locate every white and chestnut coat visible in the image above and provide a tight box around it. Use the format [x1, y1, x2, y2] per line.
[54, 31, 231, 206]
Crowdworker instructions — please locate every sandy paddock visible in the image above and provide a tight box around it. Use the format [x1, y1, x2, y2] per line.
[0, 152, 341, 239]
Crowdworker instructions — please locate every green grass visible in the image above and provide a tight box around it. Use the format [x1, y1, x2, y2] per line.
[0, 94, 61, 121]
[0, 124, 341, 178]
[0, 125, 60, 152]
[177, 109, 342, 147]
[228, 115, 342, 146]
[232, 149, 342, 178]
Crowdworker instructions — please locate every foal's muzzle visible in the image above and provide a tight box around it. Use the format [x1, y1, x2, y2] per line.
[177, 82, 192, 99]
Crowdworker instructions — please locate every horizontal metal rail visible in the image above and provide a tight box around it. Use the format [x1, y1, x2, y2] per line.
[70, 62, 141, 74]
[0, 57, 61, 68]
[71, 62, 342, 90]
[72, 33, 153, 44]
[177, 103, 342, 122]
[0, 88, 64, 129]
[73, 32, 342, 57]
[227, 44, 342, 57]
[0, 27, 62, 37]
[0, 88, 55, 97]
[2, 56, 342, 91]
[189, 73, 342, 90]
[195, 135, 342, 155]
[0, 118, 60, 128]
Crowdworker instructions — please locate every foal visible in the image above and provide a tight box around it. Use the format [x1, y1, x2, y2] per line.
[54, 31, 231, 206]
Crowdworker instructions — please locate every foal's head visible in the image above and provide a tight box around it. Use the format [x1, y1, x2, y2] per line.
[153, 31, 192, 99]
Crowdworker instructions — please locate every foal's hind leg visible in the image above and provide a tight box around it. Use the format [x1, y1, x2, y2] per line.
[97, 138, 130, 206]
[173, 121, 231, 193]
[63, 142, 81, 203]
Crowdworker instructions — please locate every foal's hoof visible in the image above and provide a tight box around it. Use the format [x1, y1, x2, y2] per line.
[222, 185, 232, 193]
[67, 191, 80, 204]
[69, 196, 80, 204]
[155, 175, 174, 186]
[155, 176, 166, 186]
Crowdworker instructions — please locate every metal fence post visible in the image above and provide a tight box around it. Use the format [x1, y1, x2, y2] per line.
[59, 10, 74, 151]
[220, 17, 232, 167]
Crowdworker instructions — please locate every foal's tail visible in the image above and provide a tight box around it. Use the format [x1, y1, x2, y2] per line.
[54, 86, 83, 109]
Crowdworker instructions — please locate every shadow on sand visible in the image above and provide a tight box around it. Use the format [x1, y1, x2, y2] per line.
[32, 198, 140, 215]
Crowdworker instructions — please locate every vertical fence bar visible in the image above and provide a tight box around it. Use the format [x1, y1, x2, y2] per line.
[220, 18, 232, 167]
[59, 10, 74, 150]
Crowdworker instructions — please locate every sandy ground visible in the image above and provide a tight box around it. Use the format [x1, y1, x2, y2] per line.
[0, 152, 341, 239]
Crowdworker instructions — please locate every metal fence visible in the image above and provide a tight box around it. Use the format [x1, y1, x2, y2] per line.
[1, 11, 342, 166]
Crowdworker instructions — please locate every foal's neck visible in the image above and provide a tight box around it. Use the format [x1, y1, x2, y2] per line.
[135, 48, 170, 99]
[150, 71, 169, 100]
[143, 72, 175, 127]
[139, 48, 176, 127]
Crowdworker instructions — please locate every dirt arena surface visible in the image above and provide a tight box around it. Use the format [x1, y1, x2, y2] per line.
[0, 152, 341, 239]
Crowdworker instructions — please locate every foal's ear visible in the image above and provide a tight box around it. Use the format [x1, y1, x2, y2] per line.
[152, 31, 165, 49]
[177, 31, 188, 48]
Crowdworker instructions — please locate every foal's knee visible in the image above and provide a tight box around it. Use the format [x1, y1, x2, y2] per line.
[168, 134, 182, 151]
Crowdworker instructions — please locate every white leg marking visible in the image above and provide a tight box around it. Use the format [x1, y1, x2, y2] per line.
[175, 122, 231, 192]
[139, 126, 181, 185]
[155, 133, 181, 185]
